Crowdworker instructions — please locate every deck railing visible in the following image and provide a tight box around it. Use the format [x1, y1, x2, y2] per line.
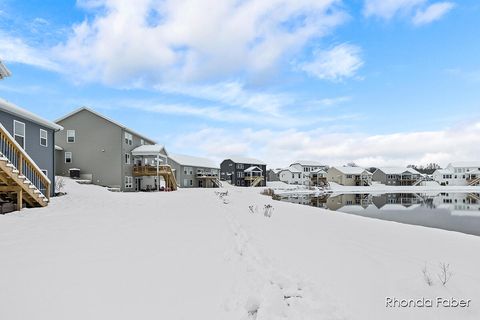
[0, 123, 50, 199]
[133, 165, 173, 176]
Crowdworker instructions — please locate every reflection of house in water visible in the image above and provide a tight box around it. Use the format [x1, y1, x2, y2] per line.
[372, 193, 424, 208]
[325, 193, 372, 211]
[433, 193, 480, 213]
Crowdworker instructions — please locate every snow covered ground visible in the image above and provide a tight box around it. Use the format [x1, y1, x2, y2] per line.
[1, 178, 479, 320]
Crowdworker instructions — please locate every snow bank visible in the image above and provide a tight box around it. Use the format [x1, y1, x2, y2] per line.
[0, 178, 479, 319]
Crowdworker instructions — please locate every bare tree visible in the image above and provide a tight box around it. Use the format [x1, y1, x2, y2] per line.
[437, 262, 453, 286]
[55, 176, 66, 193]
[422, 264, 434, 286]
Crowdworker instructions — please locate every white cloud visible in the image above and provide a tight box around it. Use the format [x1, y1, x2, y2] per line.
[299, 44, 363, 81]
[363, 0, 454, 25]
[412, 2, 455, 25]
[364, 0, 426, 19]
[170, 120, 480, 168]
[51, 0, 347, 85]
[0, 31, 59, 71]
[155, 81, 293, 116]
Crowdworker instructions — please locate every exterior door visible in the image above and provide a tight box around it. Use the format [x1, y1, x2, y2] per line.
[135, 178, 141, 191]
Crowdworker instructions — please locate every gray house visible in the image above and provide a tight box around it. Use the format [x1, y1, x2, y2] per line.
[54, 107, 176, 192]
[372, 167, 422, 186]
[220, 157, 267, 187]
[169, 153, 220, 188]
[0, 98, 62, 210]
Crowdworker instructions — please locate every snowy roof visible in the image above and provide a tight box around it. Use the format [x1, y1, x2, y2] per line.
[55, 145, 63, 151]
[374, 167, 420, 175]
[55, 107, 156, 143]
[447, 161, 480, 169]
[244, 166, 263, 172]
[131, 144, 168, 156]
[434, 168, 452, 174]
[0, 60, 11, 79]
[311, 168, 327, 174]
[225, 157, 266, 165]
[169, 153, 218, 169]
[290, 160, 324, 167]
[279, 167, 302, 173]
[269, 168, 282, 174]
[331, 166, 372, 175]
[0, 98, 63, 131]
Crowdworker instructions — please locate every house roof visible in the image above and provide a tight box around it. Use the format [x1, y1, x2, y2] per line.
[244, 166, 263, 172]
[447, 161, 480, 169]
[290, 160, 324, 167]
[55, 107, 156, 143]
[169, 153, 218, 169]
[311, 168, 327, 174]
[0, 98, 63, 131]
[131, 144, 168, 156]
[280, 167, 302, 173]
[225, 157, 266, 165]
[331, 166, 372, 175]
[0, 60, 11, 79]
[55, 145, 63, 151]
[374, 167, 420, 175]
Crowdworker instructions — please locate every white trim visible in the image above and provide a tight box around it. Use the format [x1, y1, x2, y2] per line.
[13, 120, 25, 149]
[0, 98, 63, 131]
[41, 169, 48, 176]
[125, 176, 133, 189]
[0, 123, 51, 184]
[40, 129, 48, 147]
[125, 153, 131, 164]
[65, 151, 72, 163]
[55, 107, 155, 143]
[67, 130, 75, 143]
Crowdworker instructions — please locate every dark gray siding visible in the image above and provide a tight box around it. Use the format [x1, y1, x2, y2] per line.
[0, 110, 56, 196]
[220, 159, 266, 187]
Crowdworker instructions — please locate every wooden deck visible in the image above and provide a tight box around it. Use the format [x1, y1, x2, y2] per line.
[132, 165, 177, 191]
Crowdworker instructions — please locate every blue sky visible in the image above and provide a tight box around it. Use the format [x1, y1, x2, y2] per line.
[1, 0, 479, 167]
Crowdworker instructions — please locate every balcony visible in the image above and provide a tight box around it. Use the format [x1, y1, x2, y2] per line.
[196, 171, 219, 178]
[133, 165, 173, 177]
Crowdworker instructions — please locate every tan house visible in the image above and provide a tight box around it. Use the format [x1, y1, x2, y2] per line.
[326, 166, 372, 186]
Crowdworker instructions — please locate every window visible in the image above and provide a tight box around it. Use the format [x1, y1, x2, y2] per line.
[125, 176, 133, 188]
[125, 153, 131, 164]
[125, 132, 133, 145]
[236, 163, 244, 169]
[184, 167, 193, 175]
[13, 120, 25, 148]
[65, 152, 72, 163]
[67, 130, 75, 143]
[183, 179, 189, 187]
[189, 180, 193, 186]
[237, 172, 244, 178]
[40, 129, 48, 147]
[141, 139, 144, 145]
[346, 174, 352, 179]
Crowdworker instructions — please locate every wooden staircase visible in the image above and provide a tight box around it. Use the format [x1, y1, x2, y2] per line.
[0, 124, 50, 211]
[133, 164, 177, 191]
[251, 176, 264, 187]
[468, 177, 480, 186]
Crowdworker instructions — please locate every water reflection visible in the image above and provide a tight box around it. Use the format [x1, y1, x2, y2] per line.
[274, 192, 480, 236]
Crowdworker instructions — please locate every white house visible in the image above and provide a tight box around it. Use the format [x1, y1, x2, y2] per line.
[289, 160, 327, 174]
[433, 162, 480, 186]
[278, 167, 305, 185]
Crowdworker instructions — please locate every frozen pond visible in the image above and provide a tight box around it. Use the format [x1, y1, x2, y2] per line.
[274, 192, 480, 236]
